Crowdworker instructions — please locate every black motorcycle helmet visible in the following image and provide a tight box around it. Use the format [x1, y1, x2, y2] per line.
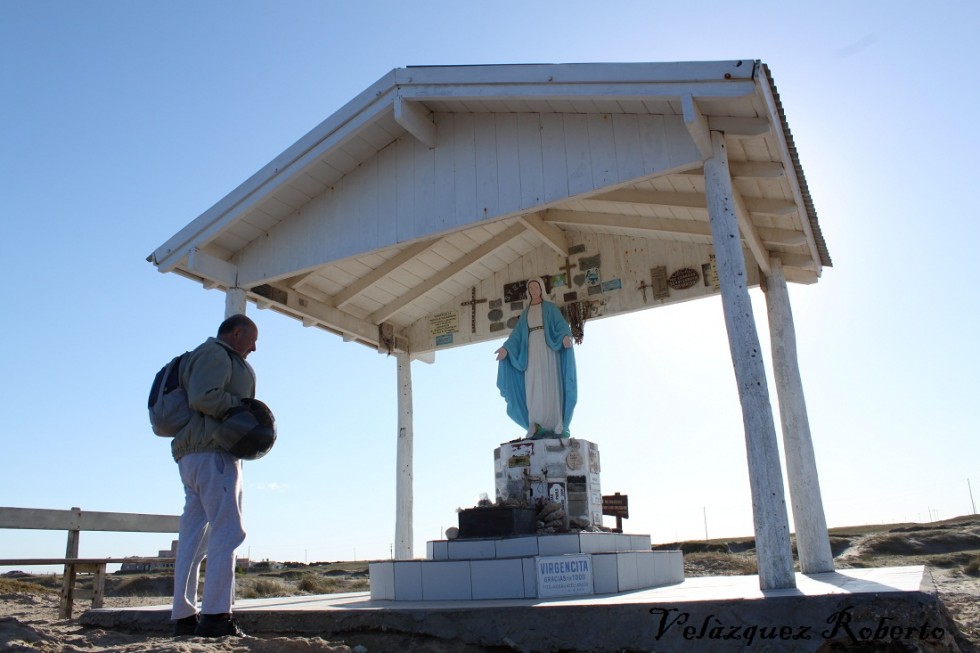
[214, 398, 276, 460]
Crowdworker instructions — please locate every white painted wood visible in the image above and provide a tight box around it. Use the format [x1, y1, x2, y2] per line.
[765, 257, 834, 574]
[395, 353, 414, 560]
[518, 212, 568, 257]
[333, 238, 438, 308]
[235, 111, 702, 286]
[225, 288, 246, 317]
[704, 130, 795, 591]
[393, 97, 436, 148]
[756, 65, 824, 276]
[369, 223, 526, 324]
[186, 248, 237, 287]
[707, 116, 771, 138]
[732, 187, 772, 275]
[681, 95, 712, 160]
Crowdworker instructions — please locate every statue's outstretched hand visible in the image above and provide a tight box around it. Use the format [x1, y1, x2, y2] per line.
[495, 347, 508, 361]
[563, 336, 572, 348]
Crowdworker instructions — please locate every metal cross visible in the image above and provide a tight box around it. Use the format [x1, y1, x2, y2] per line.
[460, 287, 487, 333]
[637, 280, 653, 303]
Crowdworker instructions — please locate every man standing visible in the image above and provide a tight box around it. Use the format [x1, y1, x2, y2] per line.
[170, 314, 258, 638]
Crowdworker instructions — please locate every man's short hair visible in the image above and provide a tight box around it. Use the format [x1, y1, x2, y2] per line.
[218, 314, 256, 336]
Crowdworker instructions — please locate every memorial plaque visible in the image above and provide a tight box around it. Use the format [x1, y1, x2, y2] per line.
[504, 280, 527, 302]
[668, 267, 700, 290]
[651, 265, 670, 299]
[548, 482, 566, 504]
[584, 267, 600, 286]
[429, 311, 459, 336]
[536, 555, 594, 598]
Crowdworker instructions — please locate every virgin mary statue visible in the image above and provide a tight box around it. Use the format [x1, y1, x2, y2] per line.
[495, 278, 577, 439]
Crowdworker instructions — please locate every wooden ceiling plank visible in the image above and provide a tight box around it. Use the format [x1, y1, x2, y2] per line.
[368, 222, 526, 325]
[333, 237, 438, 308]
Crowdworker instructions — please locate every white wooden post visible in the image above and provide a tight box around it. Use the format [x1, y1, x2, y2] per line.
[395, 353, 414, 559]
[765, 257, 834, 573]
[704, 131, 796, 590]
[225, 287, 247, 318]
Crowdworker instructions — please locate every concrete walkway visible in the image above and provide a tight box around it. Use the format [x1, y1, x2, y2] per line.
[81, 566, 970, 652]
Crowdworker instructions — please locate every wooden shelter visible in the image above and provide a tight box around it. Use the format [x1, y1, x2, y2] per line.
[149, 60, 832, 590]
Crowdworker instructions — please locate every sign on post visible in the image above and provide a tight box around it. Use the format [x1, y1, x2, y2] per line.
[602, 492, 629, 532]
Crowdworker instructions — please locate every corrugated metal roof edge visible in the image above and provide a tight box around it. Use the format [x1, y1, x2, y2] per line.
[759, 63, 832, 268]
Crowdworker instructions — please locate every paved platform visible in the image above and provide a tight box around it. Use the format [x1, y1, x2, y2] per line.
[81, 566, 971, 652]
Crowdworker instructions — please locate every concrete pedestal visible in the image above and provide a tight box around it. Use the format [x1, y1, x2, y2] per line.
[495, 437, 602, 527]
[369, 531, 683, 601]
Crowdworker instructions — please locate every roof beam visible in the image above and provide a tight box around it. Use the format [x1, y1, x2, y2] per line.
[250, 283, 383, 347]
[518, 212, 568, 257]
[332, 237, 439, 308]
[758, 227, 807, 246]
[394, 97, 436, 148]
[681, 94, 712, 159]
[732, 185, 771, 275]
[544, 209, 713, 241]
[185, 248, 237, 287]
[591, 188, 796, 216]
[706, 116, 770, 138]
[368, 222, 527, 325]
[681, 161, 785, 179]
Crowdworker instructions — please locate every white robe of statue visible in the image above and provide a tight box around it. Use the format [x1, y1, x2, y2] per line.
[525, 303, 563, 437]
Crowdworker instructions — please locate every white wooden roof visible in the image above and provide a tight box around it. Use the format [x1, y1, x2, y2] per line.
[149, 60, 830, 355]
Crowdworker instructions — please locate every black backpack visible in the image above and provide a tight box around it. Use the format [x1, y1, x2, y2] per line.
[147, 353, 191, 437]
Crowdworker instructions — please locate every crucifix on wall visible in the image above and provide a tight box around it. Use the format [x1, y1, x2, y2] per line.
[460, 287, 487, 334]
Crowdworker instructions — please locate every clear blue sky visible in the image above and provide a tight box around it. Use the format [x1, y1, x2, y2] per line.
[2, 1, 978, 568]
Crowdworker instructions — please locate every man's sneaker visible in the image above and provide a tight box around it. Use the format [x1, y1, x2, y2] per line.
[172, 614, 199, 637]
[194, 613, 245, 638]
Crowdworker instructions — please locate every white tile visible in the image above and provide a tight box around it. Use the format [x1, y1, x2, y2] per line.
[591, 553, 619, 595]
[537, 533, 581, 555]
[471, 559, 525, 599]
[447, 539, 497, 560]
[637, 552, 655, 587]
[368, 562, 393, 600]
[522, 557, 537, 598]
[421, 561, 472, 600]
[428, 540, 449, 561]
[579, 532, 616, 553]
[616, 552, 639, 591]
[630, 534, 651, 551]
[654, 550, 685, 584]
[393, 561, 422, 600]
[495, 536, 539, 558]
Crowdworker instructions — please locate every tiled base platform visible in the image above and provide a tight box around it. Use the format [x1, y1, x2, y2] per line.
[369, 531, 683, 601]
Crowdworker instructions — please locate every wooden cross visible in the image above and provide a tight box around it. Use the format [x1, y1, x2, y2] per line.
[460, 287, 487, 333]
[558, 257, 577, 281]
